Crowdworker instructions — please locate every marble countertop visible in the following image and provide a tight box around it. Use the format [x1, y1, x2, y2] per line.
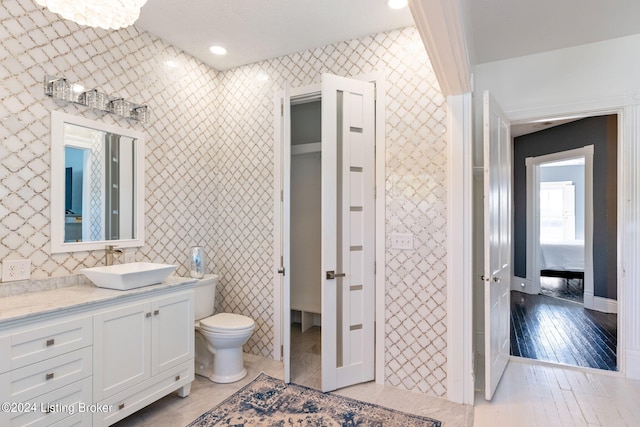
[0, 275, 197, 325]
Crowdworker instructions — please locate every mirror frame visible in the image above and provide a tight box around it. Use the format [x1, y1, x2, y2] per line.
[50, 110, 145, 253]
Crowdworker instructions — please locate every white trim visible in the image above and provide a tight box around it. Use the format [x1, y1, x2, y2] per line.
[272, 91, 284, 362]
[446, 93, 473, 404]
[591, 296, 618, 314]
[498, 101, 628, 383]
[525, 146, 594, 309]
[408, 0, 471, 96]
[511, 275, 533, 293]
[370, 71, 387, 386]
[50, 110, 145, 254]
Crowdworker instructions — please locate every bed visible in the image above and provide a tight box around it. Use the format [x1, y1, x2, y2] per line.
[540, 241, 584, 282]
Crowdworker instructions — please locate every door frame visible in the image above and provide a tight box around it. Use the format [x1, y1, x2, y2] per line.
[273, 70, 386, 384]
[508, 107, 625, 377]
[472, 101, 628, 402]
[525, 146, 595, 308]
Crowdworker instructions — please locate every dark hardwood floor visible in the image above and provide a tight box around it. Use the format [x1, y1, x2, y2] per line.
[510, 290, 617, 371]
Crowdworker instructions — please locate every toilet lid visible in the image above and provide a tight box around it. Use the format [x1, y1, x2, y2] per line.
[200, 313, 254, 332]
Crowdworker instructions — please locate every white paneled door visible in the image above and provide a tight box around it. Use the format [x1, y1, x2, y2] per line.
[278, 73, 375, 392]
[321, 74, 375, 392]
[483, 91, 512, 400]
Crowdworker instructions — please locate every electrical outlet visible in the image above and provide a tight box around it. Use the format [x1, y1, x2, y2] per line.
[390, 233, 414, 250]
[2, 259, 31, 282]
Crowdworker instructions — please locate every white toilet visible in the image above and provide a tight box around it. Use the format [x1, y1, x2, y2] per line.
[194, 275, 255, 383]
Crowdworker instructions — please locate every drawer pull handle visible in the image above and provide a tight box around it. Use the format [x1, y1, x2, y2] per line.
[146, 312, 151, 318]
[118, 403, 125, 410]
[175, 375, 180, 381]
[154, 309, 160, 316]
[46, 372, 54, 380]
[46, 338, 55, 346]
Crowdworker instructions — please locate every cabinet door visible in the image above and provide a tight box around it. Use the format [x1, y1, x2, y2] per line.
[151, 290, 194, 376]
[94, 301, 151, 400]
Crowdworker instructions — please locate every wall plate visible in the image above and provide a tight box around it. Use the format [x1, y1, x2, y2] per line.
[2, 259, 31, 282]
[390, 233, 414, 250]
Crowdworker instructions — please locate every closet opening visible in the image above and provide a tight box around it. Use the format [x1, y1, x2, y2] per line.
[290, 97, 323, 389]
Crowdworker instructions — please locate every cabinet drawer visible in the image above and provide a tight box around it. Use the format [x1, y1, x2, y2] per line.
[11, 316, 92, 369]
[10, 347, 92, 402]
[94, 360, 193, 427]
[9, 376, 92, 427]
[0, 334, 10, 373]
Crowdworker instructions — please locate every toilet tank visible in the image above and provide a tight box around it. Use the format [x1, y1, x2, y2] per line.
[193, 274, 218, 320]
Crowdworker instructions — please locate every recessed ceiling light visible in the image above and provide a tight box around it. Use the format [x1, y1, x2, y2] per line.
[209, 45, 227, 55]
[387, 0, 408, 9]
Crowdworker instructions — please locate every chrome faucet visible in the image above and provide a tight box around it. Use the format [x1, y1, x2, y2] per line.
[105, 245, 124, 266]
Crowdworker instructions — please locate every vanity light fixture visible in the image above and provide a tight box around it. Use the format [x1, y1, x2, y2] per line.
[35, 0, 148, 30]
[209, 45, 228, 55]
[387, 0, 408, 9]
[44, 75, 150, 124]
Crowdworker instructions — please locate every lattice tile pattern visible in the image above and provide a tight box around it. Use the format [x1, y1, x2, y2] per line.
[214, 28, 448, 396]
[0, 0, 218, 277]
[1, 2, 448, 397]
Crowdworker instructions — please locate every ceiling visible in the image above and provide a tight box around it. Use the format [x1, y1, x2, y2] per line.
[463, 0, 640, 65]
[135, 0, 640, 73]
[134, 0, 640, 137]
[135, 0, 414, 71]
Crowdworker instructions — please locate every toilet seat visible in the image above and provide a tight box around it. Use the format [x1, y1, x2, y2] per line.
[199, 313, 254, 334]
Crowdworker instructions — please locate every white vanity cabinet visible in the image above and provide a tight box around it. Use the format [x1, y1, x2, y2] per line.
[0, 314, 94, 426]
[92, 290, 194, 426]
[0, 278, 195, 427]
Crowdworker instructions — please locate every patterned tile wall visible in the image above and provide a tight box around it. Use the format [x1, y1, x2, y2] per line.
[214, 28, 448, 396]
[0, 1, 448, 397]
[0, 1, 219, 277]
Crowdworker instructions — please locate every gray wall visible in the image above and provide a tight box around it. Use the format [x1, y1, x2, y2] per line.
[513, 115, 618, 300]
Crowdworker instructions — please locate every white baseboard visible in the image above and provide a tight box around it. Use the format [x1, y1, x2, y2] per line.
[593, 296, 618, 313]
[584, 292, 617, 313]
[626, 349, 640, 380]
[511, 276, 538, 294]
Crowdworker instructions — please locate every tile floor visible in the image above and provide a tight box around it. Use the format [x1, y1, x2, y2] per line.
[113, 336, 640, 426]
[474, 358, 640, 427]
[114, 346, 472, 426]
[290, 323, 321, 389]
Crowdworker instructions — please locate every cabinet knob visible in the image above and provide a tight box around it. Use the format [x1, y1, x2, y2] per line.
[118, 403, 125, 410]
[154, 309, 160, 316]
[46, 372, 54, 380]
[175, 375, 180, 381]
[46, 338, 55, 346]
[146, 312, 151, 318]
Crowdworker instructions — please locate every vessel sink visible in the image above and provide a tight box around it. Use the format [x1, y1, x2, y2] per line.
[81, 262, 176, 290]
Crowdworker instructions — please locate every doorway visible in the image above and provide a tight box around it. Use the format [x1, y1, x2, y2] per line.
[273, 72, 385, 393]
[289, 98, 323, 389]
[510, 115, 618, 372]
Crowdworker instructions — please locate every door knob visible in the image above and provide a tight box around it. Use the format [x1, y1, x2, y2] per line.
[492, 276, 501, 283]
[326, 271, 346, 280]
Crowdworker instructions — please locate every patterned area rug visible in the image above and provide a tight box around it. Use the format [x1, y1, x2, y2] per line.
[187, 373, 442, 426]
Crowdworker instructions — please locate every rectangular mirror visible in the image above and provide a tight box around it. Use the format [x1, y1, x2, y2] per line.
[51, 110, 145, 253]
